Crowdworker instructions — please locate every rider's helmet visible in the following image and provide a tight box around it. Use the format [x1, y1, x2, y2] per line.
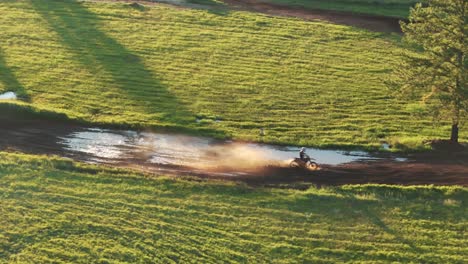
[300, 147, 306, 152]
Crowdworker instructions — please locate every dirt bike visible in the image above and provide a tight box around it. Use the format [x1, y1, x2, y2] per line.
[289, 157, 319, 170]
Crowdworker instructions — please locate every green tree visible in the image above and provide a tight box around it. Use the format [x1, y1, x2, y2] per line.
[389, 0, 467, 142]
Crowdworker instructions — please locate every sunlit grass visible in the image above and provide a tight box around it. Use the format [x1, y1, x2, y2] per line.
[0, 0, 465, 150]
[0, 152, 466, 263]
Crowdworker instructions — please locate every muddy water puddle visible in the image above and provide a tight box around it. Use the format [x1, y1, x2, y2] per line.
[0, 121, 405, 176]
[60, 128, 378, 165]
[0, 92, 17, 100]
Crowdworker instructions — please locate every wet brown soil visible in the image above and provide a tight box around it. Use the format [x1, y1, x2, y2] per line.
[98, 0, 403, 33]
[1, 117, 466, 187]
[241, 160, 468, 187]
[223, 0, 403, 33]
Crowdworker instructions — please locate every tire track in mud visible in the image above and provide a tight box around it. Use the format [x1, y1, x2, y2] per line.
[0, 117, 466, 187]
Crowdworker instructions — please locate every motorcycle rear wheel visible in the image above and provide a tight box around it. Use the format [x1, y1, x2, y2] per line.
[307, 162, 319, 170]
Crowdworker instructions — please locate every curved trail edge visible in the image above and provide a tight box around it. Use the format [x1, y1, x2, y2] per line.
[1, 118, 466, 187]
[98, 0, 403, 33]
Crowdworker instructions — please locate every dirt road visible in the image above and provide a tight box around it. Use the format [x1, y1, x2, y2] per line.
[223, 0, 403, 33]
[98, 0, 403, 33]
[1, 117, 466, 187]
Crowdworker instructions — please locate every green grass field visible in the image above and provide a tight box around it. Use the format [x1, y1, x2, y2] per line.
[0, 152, 466, 263]
[264, 0, 418, 18]
[0, 0, 466, 150]
[1, 2, 466, 263]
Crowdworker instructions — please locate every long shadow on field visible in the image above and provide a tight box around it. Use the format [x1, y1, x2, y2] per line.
[0, 47, 29, 101]
[276, 187, 432, 260]
[338, 191, 422, 252]
[30, 0, 221, 135]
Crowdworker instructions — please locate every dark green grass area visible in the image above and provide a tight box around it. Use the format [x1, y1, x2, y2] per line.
[0, 152, 467, 263]
[0, 0, 465, 150]
[251, 0, 418, 18]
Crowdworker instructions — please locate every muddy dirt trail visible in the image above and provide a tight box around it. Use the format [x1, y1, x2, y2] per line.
[0, 117, 466, 186]
[223, 0, 403, 33]
[100, 0, 403, 33]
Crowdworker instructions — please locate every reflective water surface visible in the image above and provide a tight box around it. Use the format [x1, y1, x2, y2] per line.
[0, 92, 17, 100]
[0, 119, 407, 176]
[59, 128, 392, 168]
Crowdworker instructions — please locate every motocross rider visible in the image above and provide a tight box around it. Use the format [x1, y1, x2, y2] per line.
[299, 147, 310, 163]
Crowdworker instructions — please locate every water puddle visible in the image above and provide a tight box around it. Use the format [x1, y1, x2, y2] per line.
[0, 92, 17, 100]
[58, 128, 396, 167]
[0, 120, 407, 176]
[394, 157, 408, 162]
[381, 143, 391, 150]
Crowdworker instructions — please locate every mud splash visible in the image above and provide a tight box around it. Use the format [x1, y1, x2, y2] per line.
[58, 128, 389, 171]
[1, 118, 466, 186]
[0, 117, 395, 174]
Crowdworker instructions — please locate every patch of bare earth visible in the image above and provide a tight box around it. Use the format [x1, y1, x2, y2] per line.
[223, 0, 403, 33]
[0, 117, 466, 187]
[92, 0, 402, 33]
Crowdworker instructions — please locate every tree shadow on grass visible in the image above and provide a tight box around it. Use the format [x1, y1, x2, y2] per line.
[337, 191, 422, 252]
[30, 0, 223, 136]
[276, 188, 428, 259]
[0, 47, 29, 101]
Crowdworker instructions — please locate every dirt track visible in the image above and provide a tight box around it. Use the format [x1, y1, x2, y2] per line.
[223, 0, 403, 33]
[1, 117, 466, 187]
[242, 161, 468, 187]
[98, 0, 403, 33]
[172, 156, 468, 187]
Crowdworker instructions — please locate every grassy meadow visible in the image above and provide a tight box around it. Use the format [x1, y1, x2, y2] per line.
[0, 0, 466, 150]
[264, 0, 419, 18]
[0, 152, 466, 263]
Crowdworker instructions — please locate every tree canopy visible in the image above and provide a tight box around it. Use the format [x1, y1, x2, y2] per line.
[389, 0, 467, 142]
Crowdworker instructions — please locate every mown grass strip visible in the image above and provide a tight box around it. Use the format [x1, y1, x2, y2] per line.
[0, 152, 467, 263]
[0, 0, 465, 150]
